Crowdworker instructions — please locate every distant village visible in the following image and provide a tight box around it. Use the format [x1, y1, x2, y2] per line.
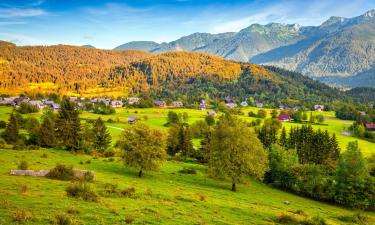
[3, 95, 373, 130]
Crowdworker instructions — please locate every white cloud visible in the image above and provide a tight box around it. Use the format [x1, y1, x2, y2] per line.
[0, 8, 46, 18]
[0, 32, 50, 45]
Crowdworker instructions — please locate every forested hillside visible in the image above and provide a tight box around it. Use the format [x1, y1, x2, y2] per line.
[0, 42, 346, 106]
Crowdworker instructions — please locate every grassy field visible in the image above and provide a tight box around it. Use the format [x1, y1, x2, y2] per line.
[0, 149, 374, 225]
[0, 106, 375, 224]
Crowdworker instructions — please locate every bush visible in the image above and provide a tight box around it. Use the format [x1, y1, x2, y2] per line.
[120, 187, 136, 197]
[55, 213, 79, 225]
[19, 184, 28, 194]
[338, 212, 374, 225]
[276, 212, 327, 225]
[107, 118, 115, 123]
[18, 160, 29, 170]
[0, 120, 6, 128]
[0, 138, 5, 148]
[65, 182, 98, 202]
[178, 167, 197, 174]
[102, 183, 136, 198]
[11, 209, 32, 223]
[82, 171, 95, 182]
[41, 153, 48, 158]
[103, 149, 115, 157]
[47, 164, 75, 180]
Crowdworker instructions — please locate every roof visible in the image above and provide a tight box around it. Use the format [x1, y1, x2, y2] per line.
[278, 114, 291, 120]
[365, 123, 375, 129]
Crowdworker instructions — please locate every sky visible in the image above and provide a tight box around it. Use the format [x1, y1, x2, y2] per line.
[0, 0, 375, 49]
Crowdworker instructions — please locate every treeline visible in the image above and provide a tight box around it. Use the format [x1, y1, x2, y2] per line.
[256, 119, 374, 210]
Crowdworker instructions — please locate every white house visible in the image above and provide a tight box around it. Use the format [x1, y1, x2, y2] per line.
[256, 102, 264, 108]
[240, 101, 248, 107]
[172, 101, 183, 107]
[225, 103, 237, 109]
[127, 97, 141, 105]
[28, 100, 45, 109]
[111, 100, 123, 108]
[314, 105, 325, 112]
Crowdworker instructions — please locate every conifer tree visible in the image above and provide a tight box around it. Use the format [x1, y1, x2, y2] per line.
[3, 112, 19, 144]
[55, 97, 81, 151]
[39, 117, 56, 147]
[279, 127, 288, 148]
[92, 117, 111, 153]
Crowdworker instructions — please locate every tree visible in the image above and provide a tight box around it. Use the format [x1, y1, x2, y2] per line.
[205, 115, 215, 126]
[271, 109, 278, 118]
[257, 118, 282, 148]
[166, 123, 194, 157]
[55, 97, 81, 151]
[25, 117, 40, 145]
[92, 117, 111, 153]
[3, 112, 19, 144]
[166, 111, 181, 126]
[257, 109, 267, 118]
[209, 114, 269, 191]
[279, 127, 288, 148]
[39, 116, 56, 147]
[120, 123, 167, 177]
[335, 141, 373, 209]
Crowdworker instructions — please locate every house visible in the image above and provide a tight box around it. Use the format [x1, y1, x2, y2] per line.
[207, 110, 216, 117]
[14, 96, 30, 106]
[365, 123, 375, 131]
[172, 101, 183, 107]
[51, 103, 61, 111]
[198, 100, 207, 110]
[127, 97, 141, 105]
[28, 100, 45, 109]
[128, 116, 139, 124]
[293, 106, 301, 111]
[69, 96, 78, 102]
[314, 105, 325, 112]
[154, 101, 167, 107]
[278, 114, 291, 122]
[359, 111, 366, 116]
[240, 101, 248, 107]
[111, 100, 123, 108]
[0, 97, 18, 106]
[225, 102, 237, 109]
[278, 105, 285, 110]
[92, 98, 111, 106]
[256, 102, 263, 108]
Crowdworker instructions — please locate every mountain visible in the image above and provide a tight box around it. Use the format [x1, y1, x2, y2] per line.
[82, 44, 96, 49]
[0, 42, 345, 106]
[114, 10, 375, 88]
[114, 41, 159, 51]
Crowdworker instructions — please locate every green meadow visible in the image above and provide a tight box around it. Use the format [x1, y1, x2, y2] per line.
[0, 105, 374, 224]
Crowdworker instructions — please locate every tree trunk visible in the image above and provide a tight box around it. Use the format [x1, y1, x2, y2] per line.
[138, 169, 143, 178]
[231, 182, 236, 192]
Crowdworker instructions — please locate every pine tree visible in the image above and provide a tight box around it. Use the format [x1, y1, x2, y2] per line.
[3, 112, 19, 144]
[179, 124, 194, 157]
[279, 127, 288, 148]
[39, 117, 56, 147]
[92, 117, 111, 153]
[55, 97, 81, 151]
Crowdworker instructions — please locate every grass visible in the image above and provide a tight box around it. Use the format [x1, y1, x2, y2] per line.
[0, 148, 374, 224]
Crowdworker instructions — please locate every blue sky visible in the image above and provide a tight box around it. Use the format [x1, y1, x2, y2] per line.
[0, 0, 375, 49]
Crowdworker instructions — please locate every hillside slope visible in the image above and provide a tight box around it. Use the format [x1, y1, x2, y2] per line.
[0, 43, 343, 105]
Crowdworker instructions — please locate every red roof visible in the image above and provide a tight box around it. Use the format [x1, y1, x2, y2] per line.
[278, 114, 291, 121]
[365, 123, 375, 129]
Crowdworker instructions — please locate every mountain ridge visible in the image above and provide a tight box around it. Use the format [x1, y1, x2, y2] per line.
[114, 9, 375, 88]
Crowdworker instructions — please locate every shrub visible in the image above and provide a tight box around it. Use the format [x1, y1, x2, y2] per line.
[11, 209, 32, 223]
[41, 153, 48, 158]
[81, 172, 94, 182]
[107, 118, 114, 123]
[275, 212, 327, 225]
[65, 182, 98, 202]
[103, 149, 115, 157]
[19, 184, 28, 193]
[55, 213, 78, 225]
[178, 167, 197, 174]
[120, 187, 136, 197]
[18, 160, 29, 170]
[338, 212, 374, 225]
[0, 138, 5, 148]
[0, 120, 6, 128]
[124, 214, 135, 224]
[47, 164, 75, 180]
